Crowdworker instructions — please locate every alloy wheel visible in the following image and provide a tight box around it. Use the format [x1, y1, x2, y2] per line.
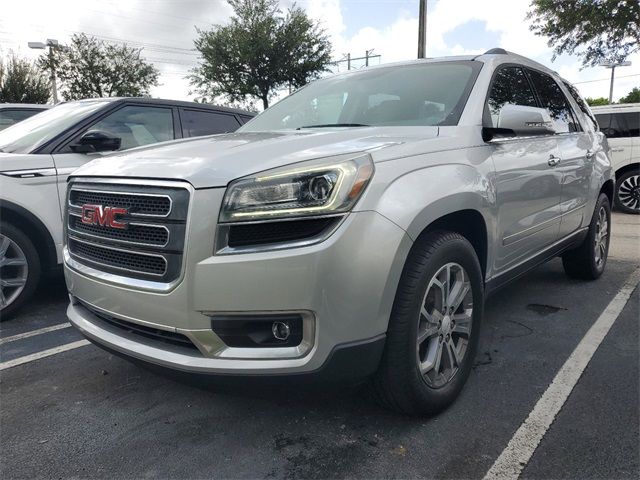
[416, 262, 473, 388]
[594, 206, 609, 268]
[0, 234, 28, 311]
[618, 174, 640, 212]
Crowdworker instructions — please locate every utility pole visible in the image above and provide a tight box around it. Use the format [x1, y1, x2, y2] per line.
[365, 49, 375, 67]
[28, 39, 59, 103]
[335, 51, 381, 71]
[600, 60, 632, 104]
[418, 0, 427, 58]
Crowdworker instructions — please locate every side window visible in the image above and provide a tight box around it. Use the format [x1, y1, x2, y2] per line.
[486, 67, 537, 128]
[181, 109, 241, 137]
[595, 113, 629, 138]
[86, 105, 174, 151]
[527, 69, 579, 134]
[563, 81, 598, 131]
[622, 112, 639, 137]
[0, 109, 41, 130]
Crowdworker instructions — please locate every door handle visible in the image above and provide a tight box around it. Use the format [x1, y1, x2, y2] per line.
[585, 149, 595, 159]
[548, 155, 561, 167]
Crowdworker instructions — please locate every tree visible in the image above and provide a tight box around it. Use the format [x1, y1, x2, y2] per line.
[191, 0, 332, 109]
[585, 97, 610, 106]
[527, 0, 640, 67]
[40, 34, 159, 100]
[619, 87, 640, 103]
[0, 54, 50, 103]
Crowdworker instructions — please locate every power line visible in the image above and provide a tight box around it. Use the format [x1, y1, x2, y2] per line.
[573, 73, 640, 85]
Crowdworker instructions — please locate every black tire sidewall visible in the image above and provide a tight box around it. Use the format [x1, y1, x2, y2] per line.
[587, 194, 611, 278]
[615, 170, 640, 215]
[382, 232, 484, 415]
[0, 222, 41, 320]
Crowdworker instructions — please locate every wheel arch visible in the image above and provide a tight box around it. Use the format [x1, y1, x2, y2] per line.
[0, 200, 58, 270]
[614, 162, 640, 182]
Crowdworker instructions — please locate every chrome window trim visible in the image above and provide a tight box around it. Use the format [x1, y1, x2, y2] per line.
[67, 234, 168, 277]
[68, 187, 173, 218]
[68, 211, 171, 248]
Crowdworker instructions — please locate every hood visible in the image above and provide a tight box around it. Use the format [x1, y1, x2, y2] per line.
[71, 127, 439, 188]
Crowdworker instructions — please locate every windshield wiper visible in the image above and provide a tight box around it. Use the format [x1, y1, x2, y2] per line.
[296, 123, 370, 130]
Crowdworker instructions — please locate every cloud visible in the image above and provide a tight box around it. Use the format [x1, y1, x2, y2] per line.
[0, 0, 637, 102]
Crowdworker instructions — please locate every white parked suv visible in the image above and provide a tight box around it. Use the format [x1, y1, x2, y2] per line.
[591, 103, 639, 214]
[64, 50, 613, 414]
[0, 98, 253, 317]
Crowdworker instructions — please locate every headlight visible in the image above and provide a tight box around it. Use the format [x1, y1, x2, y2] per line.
[219, 153, 374, 223]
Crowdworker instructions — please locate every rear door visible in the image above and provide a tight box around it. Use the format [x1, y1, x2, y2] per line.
[179, 108, 242, 138]
[526, 69, 592, 238]
[487, 65, 563, 273]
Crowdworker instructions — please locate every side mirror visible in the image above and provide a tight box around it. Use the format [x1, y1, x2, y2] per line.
[483, 104, 557, 141]
[70, 130, 121, 153]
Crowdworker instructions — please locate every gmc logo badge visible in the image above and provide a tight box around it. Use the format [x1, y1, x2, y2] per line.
[81, 204, 128, 230]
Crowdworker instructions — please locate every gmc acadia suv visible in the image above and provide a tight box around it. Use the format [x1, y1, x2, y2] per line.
[63, 50, 613, 414]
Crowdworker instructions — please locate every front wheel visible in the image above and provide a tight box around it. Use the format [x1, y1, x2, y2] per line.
[562, 193, 611, 280]
[0, 222, 41, 320]
[372, 231, 484, 416]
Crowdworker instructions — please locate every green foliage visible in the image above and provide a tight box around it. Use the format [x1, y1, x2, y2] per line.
[191, 0, 332, 109]
[619, 87, 640, 103]
[585, 96, 610, 106]
[527, 0, 640, 67]
[40, 34, 159, 100]
[0, 54, 50, 103]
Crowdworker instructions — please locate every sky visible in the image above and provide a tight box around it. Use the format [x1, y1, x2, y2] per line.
[1, 0, 639, 107]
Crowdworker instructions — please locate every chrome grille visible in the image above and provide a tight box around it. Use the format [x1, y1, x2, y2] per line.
[66, 181, 190, 283]
[68, 215, 169, 246]
[69, 189, 171, 216]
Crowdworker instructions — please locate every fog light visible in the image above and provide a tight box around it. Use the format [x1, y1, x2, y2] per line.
[272, 321, 291, 341]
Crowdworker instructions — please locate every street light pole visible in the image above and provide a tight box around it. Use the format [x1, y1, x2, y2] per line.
[28, 39, 59, 103]
[418, 0, 427, 58]
[599, 60, 632, 104]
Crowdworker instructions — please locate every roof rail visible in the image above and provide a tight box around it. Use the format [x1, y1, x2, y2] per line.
[484, 48, 507, 55]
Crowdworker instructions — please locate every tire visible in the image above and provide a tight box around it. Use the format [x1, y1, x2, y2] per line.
[0, 222, 41, 320]
[562, 193, 611, 280]
[372, 231, 484, 416]
[614, 169, 640, 215]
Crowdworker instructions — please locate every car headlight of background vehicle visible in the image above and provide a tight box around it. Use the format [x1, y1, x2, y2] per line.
[216, 153, 374, 253]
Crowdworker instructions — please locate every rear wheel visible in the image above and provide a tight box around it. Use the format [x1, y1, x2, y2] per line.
[372, 231, 483, 415]
[562, 193, 611, 280]
[615, 169, 640, 214]
[0, 222, 41, 320]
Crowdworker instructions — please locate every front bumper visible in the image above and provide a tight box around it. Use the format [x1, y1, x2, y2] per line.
[65, 205, 412, 377]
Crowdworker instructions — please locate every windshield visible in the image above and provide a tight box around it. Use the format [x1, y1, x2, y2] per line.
[241, 61, 481, 132]
[0, 100, 107, 153]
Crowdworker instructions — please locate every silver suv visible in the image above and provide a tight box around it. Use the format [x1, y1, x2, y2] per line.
[64, 50, 613, 415]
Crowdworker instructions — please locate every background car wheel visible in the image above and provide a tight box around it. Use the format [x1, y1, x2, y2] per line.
[0, 222, 41, 320]
[562, 193, 611, 280]
[615, 170, 640, 215]
[372, 231, 483, 416]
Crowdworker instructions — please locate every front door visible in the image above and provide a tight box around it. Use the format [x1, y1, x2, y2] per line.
[486, 66, 563, 273]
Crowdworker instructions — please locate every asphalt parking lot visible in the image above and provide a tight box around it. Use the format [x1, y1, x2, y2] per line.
[1, 214, 639, 480]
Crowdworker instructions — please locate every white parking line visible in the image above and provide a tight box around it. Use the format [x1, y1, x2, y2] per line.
[0, 340, 90, 371]
[0, 323, 71, 345]
[484, 267, 640, 480]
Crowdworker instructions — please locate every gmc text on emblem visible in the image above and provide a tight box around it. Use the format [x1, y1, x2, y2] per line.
[81, 204, 129, 229]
